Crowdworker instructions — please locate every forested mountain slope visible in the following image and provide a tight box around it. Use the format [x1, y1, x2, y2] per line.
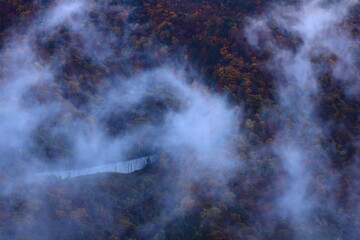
[0, 0, 359, 239]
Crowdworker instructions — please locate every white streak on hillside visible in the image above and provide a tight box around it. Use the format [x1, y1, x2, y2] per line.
[37, 155, 157, 179]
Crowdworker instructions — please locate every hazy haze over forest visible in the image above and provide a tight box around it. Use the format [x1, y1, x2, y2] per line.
[0, 0, 359, 239]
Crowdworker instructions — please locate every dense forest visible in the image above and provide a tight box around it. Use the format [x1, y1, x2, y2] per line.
[0, 0, 359, 239]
